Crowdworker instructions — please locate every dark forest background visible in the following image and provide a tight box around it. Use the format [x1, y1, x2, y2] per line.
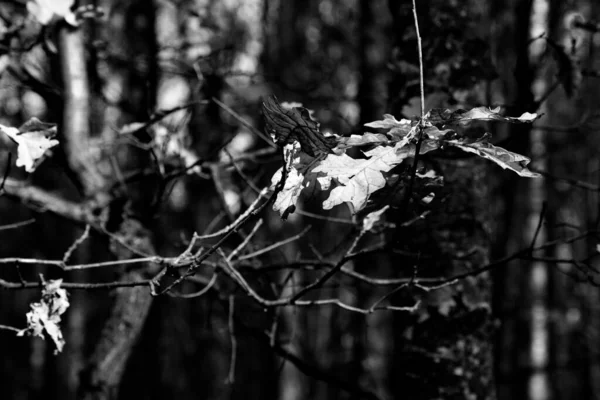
[0, 0, 599, 400]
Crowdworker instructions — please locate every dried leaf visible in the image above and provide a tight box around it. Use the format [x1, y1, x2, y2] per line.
[0, 118, 58, 172]
[423, 125, 454, 140]
[364, 114, 414, 140]
[262, 96, 337, 157]
[446, 136, 540, 178]
[270, 143, 321, 219]
[364, 114, 407, 130]
[426, 107, 539, 126]
[17, 279, 70, 354]
[313, 142, 414, 212]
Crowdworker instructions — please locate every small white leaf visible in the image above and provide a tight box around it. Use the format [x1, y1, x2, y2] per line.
[270, 143, 321, 218]
[518, 112, 538, 122]
[272, 167, 304, 217]
[27, 0, 76, 26]
[421, 192, 435, 204]
[0, 119, 58, 172]
[362, 205, 389, 233]
[17, 279, 70, 353]
[119, 122, 146, 135]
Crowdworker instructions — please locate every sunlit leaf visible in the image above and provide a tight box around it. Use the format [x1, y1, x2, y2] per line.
[17, 279, 70, 354]
[270, 143, 321, 219]
[446, 136, 540, 178]
[423, 125, 454, 140]
[118, 122, 146, 135]
[426, 107, 539, 126]
[362, 205, 389, 233]
[0, 118, 58, 172]
[313, 142, 414, 212]
[364, 114, 406, 130]
[364, 114, 414, 140]
[335, 133, 389, 151]
[27, 0, 77, 26]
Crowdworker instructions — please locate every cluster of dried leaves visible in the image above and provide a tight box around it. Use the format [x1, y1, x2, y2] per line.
[263, 96, 539, 219]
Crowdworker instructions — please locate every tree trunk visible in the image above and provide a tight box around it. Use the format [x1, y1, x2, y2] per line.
[56, 1, 159, 398]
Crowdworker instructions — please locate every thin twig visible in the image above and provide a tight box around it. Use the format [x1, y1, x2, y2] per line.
[530, 167, 600, 192]
[413, 0, 425, 119]
[289, 229, 364, 302]
[295, 209, 355, 224]
[0, 324, 20, 333]
[226, 295, 237, 384]
[236, 225, 311, 261]
[166, 273, 218, 299]
[0, 152, 12, 195]
[194, 189, 269, 240]
[211, 97, 275, 147]
[223, 148, 261, 194]
[152, 188, 273, 295]
[0, 277, 151, 290]
[396, 0, 426, 228]
[529, 202, 547, 250]
[228, 219, 263, 261]
[62, 224, 91, 263]
[0, 218, 35, 232]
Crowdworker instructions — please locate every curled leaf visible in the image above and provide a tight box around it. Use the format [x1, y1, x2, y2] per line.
[426, 107, 539, 126]
[446, 136, 540, 178]
[262, 96, 337, 157]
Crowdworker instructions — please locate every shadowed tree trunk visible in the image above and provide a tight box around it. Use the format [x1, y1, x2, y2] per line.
[56, 1, 159, 398]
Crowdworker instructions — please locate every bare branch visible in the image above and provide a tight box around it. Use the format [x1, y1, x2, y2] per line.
[62, 224, 91, 263]
[0, 218, 35, 231]
[228, 219, 263, 261]
[0, 324, 20, 333]
[211, 96, 275, 147]
[236, 225, 311, 261]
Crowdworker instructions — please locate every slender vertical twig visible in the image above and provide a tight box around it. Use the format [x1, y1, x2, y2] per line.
[0, 153, 11, 195]
[227, 295, 237, 384]
[397, 0, 426, 227]
[413, 0, 425, 119]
